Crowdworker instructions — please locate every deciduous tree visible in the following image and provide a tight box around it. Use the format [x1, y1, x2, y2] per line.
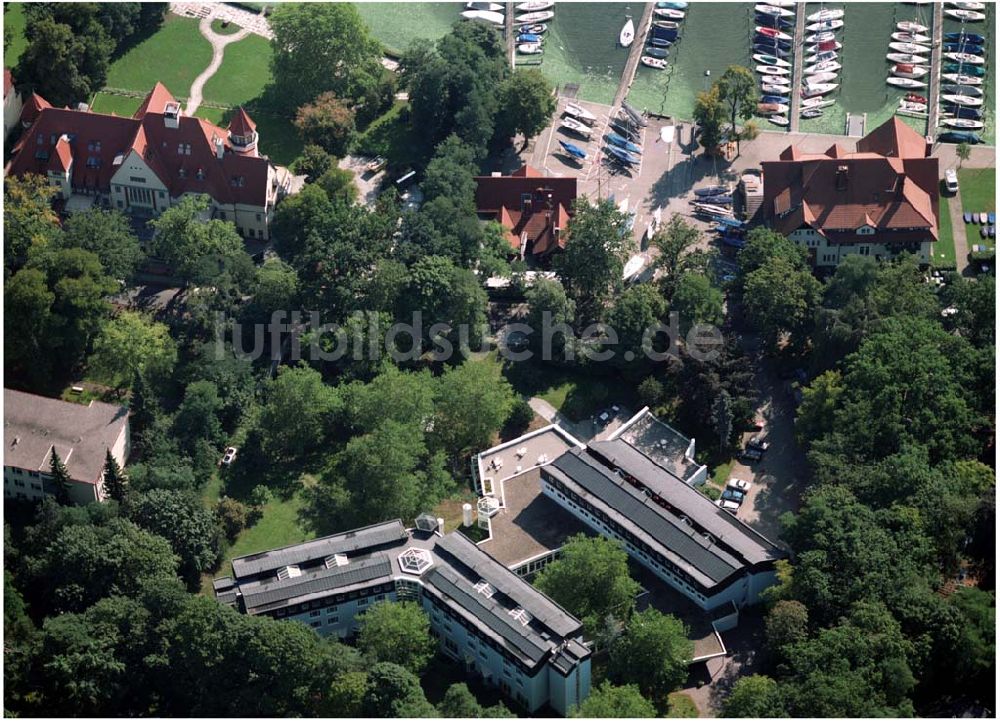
[294, 92, 356, 156]
[356, 601, 436, 673]
[608, 608, 693, 699]
[89, 311, 177, 390]
[571, 681, 657, 718]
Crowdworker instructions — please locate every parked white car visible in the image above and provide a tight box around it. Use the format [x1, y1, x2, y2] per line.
[727, 478, 752, 493]
[945, 168, 959, 194]
[716, 498, 740, 514]
[221, 446, 238, 466]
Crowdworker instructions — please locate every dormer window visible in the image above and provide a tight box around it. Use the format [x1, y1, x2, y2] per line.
[856, 225, 875, 236]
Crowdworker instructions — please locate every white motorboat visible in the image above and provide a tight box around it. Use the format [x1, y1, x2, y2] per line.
[944, 8, 986, 21]
[467, 1, 504, 11]
[653, 20, 682, 30]
[517, 43, 543, 54]
[949, 1, 986, 10]
[654, 8, 685, 19]
[941, 118, 984, 130]
[807, 8, 844, 22]
[801, 96, 836, 109]
[806, 31, 837, 44]
[896, 105, 928, 119]
[805, 50, 838, 65]
[761, 75, 791, 85]
[807, 19, 844, 32]
[762, 83, 790, 94]
[892, 63, 929, 79]
[941, 93, 984, 107]
[753, 54, 791, 67]
[945, 52, 985, 65]
[801, 108, 825, 119]
[805, 60, 841, 75]
[461, 9, 505, 24]
[564, 102, 597, 124]
[886, 53, 929, 65]
[756, 65, 790, 75]
[768, 115, 790, 127]
[755, 26, 793, 41]
[891, 31, 931, 44]
[560, 117, 592, 137]
[889, 42, 930, 55]
[516, 0, 553, 11]
[896, 20, 928, 33]
[801, 82, 839, 97]
[516, 10, 554, 22]
[942, 73, 983, 86]
[620, 17, 635, 47]
[755, 4, 795, 18]
[804, 71, 838, 84]
[899, 100, 928, 113]
[768, 0, 797, 7]
[641, 56, 667, 69]
[886, 76, 927, 89]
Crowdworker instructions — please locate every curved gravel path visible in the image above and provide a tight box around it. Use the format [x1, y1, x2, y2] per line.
[185, 15, 251, 115]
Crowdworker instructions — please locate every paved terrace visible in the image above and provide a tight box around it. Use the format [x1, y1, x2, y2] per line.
[612, 408, 703, 483]
[476, 425, 583, 496]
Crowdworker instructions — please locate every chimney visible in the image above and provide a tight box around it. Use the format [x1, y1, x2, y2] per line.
[835, 164, 848, 191]
[214, 135, 224, 160]
[163, 101, 180, 129]
[895, 172, 906, 197]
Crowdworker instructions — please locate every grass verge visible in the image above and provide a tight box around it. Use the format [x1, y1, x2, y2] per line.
[106, 15, 212, 98]
[934, 191, 958, 270]
[3, 3, 26, 69]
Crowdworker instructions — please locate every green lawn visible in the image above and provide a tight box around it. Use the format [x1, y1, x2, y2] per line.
[710, 458, 734, 488]
[210, 18, 241, 35]
[959, 168, 997, 213]
[106, 15, 211, 98]
[503, 359, 636, 423]
[202, 33, 271, 107]
[200, 480, 314, 594]
[354, 100, 426, 170]
[934, 192, 958, 270]
[90, 92, 142, 117]
[3, 2, 26, 69]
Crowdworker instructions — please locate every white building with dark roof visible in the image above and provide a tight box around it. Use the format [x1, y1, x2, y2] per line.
[3, 389, 130, 505]
[214, 520, 591, 715]
[539, 409, 785, 611]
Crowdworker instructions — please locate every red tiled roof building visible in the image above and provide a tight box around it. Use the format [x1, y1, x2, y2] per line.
[475, 165, 577, 258]
[761, 117, 938, 268]
[6, 83, 279, 239]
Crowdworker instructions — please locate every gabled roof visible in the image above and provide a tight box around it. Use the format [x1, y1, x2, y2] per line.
[133, 81, 177, 120]
[4, 69, 13, 100]
[762, 117, 938, 244]
[856, 116, 928, 158]
[4, 389, 129, 485]
[19, 92, 51, 126]
[228, 107, 256, 135]
[48, 135, 72, 173]
[7, 84, 274, 207]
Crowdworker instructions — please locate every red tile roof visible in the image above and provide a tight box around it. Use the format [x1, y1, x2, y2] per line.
[229, 107, 256, 135]
[762, 117, 938, 245]
[4, 69, 13, 100]
[8, 85, 272, 207]
[48, 135, 73, 173]
[475, 165, 577, 256]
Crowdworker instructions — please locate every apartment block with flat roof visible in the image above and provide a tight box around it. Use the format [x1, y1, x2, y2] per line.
[214, 519, 591, 715]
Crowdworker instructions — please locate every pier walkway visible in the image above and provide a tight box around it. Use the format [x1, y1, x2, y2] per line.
[926, 1, 943, 135]
[612, 2, 656, 113]
[506, 2, 515, 71]
[789, 3, 806, 132]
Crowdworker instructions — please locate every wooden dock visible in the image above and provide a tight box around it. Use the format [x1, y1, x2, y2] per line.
[506, 2, 515, 71]
[612, 2, 656, 112]
[788, 2, 806, 132]
[926, 1, 944, 135]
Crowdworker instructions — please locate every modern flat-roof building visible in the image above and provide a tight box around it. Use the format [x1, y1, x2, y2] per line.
[761, 117, 939, 268]
[214, 519, 591, 715]
[3, 389, 130, 505]
[537, 409, 784, 611]
[6, 83, 284, 239]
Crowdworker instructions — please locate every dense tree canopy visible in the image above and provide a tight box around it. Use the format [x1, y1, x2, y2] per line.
[356, 601, 436, 673]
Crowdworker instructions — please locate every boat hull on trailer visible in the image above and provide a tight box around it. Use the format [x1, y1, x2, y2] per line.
[564, 103, 597, 124]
